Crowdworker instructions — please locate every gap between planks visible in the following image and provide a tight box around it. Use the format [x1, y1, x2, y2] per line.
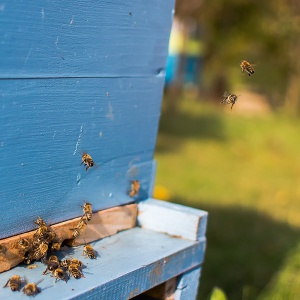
[0, 203, 137, 273]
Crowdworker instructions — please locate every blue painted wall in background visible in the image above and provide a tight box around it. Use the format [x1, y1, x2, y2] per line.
[0, 0, 174, 239]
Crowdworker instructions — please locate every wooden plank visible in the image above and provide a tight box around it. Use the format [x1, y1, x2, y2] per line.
[0, 228, 206, 300]
[0, 204, 137, 273]
[0, 77, 161, 239]
[137, 199, 208, 241]
[143, 278, 177, 300]
[174, 267, 202, 300]
[0, 0, 174, 78]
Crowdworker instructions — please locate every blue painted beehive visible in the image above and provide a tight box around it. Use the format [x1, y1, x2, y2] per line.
[0, 1, 207, 299]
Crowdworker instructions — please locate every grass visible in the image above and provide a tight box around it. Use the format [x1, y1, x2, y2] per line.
[154, 98, 300, 299]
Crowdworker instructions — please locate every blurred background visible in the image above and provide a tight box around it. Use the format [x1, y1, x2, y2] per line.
[153, 0, 300, 299]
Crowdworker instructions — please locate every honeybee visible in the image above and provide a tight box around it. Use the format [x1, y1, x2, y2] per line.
[129, 180, 140, 197]
[240, 60, 255, 76]
[50, 240, 62, 252]
[16, 238, 31, 253]
[32, 242, 48, 260]
[42, 255, 60, 274]
[22, 279, 43, 296]
[60, 258, 83, 269]
[81, 153, 94, 171]
[33, 226, 49, 242]
[68, 263, 85, 279]
[81, 201, 93, 221]
[3, 275, 22, 291]
[83, 244, 97, 259]
[70, 217, 87, 239]
[220, 92, 239, 110]
[34, 217, 47, 228]
[53, 268, 68, 283]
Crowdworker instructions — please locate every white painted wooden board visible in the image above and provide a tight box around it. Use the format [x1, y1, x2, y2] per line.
[0, 228, 206, 300]
[137, 198, 208, 241]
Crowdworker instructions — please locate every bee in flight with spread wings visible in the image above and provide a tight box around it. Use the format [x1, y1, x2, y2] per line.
[220, 92, 239, 110]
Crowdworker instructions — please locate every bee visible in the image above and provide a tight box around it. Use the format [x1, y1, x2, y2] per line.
[83, 244, 97, 259]
[70, 217, 87, 239]
[3, 275, 22, 291]
[42, 255, 60, 274]
[53, 268, 68, 283]
[50, 240, 62, 252]
[32, 242, 48, 260]
[129, 180, 140, 197]
[240, 60, 255, 76]
[220, 92, 238, 110]
[34, 217, 47, 228]
[16, 238, 31, 253]
[33, 226, 49, 242]
[81, 153, 94, 171]
[60, 258, 83, 269]
[22, 279, 43, 296]
[68, 263, 85, 279]
[81, 201, 93, 221]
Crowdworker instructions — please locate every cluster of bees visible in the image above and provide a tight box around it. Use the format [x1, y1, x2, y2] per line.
[220, 60, 255, 110]
[2, 153, 140, 296]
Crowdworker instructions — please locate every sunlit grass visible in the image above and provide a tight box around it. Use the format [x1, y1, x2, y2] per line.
[154, 98, 300, 299]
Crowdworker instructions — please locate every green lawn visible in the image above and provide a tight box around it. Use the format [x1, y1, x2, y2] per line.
[154, 98, 300, 300]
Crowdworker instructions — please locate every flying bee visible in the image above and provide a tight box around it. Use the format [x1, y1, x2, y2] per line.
[68, 263, 85, 279]
[81, 201, 93, 221]
[80, 153, 94, 171]
[3, 275, 22, 291]
[129, 180, 140, 198]
[42, 255, 60, 274]
[240, 60, 255, 76]
[220, 92, 239, 110]
[53, 268, 68, 283]
[22, 279, 43, 296]
[32, 242, 48, 260]
[83, 244, 97, 259]
[70, 217, 87, 239]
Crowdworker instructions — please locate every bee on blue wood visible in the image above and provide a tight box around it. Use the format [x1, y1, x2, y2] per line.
[53, 268, 68, 283]
[83, 244, 97, 259]
[220, 92, 239, 110]
[81, 153, 94, 171]
[3, 275, 23, 291]
[81, 201, 93, 221]
[240, 60, 255, 76]
[129, 180, 140, 198]
[22, 279, 43, 296]
[42, 255, 60, 275]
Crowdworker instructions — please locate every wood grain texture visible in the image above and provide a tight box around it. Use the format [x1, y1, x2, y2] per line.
[0, 228, 206, 300]
[0, 77, 161, 239]
[0, 204, 137, 273]
[0, 0, 174, 78]
[174, 267, 202, 300]
[137, 199, 208, 241]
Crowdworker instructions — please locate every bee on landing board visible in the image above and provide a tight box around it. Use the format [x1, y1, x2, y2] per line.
[220, 92, 239, 110]
[240, 60, 255, 76]
[42, 255, 60, 275]
[22, 279, 43, 296]
[80, 153, 94, 171]
[68, 263, 85, 279]
[129, 180, 140, 198]
[83, 244, 97, 259]
[3, 275, 22, 291]
[53, 268, 68, 283]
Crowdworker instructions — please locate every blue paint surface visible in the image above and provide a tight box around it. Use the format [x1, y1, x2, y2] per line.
[0, 1, 174, 78]
[0, 0, 175, 238]
[0, 228, 206, 299]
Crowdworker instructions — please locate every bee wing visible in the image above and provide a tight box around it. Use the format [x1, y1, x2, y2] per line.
[35, 279, 44, 286]
[223, 91, 229, 97]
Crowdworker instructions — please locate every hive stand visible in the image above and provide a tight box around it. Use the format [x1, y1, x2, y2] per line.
[0, 1, 207, 299]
